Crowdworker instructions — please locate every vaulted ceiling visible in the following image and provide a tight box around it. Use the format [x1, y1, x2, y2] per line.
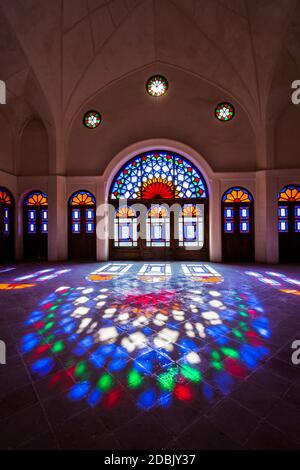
[1, 0, 300, 175]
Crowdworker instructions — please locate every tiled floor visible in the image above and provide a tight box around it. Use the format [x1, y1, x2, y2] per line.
[0, 261, 300, 450]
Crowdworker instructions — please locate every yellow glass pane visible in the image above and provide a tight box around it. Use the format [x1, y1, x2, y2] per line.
[231, 190, 238, 200]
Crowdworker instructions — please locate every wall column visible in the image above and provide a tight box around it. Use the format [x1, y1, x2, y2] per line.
[48, 175, 67, 261]
[209, 177, 222, 262]
[96, 177, 108, 261]
[255, 171, 278, 263]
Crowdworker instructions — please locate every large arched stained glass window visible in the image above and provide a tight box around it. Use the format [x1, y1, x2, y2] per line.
[110, 151, 207, 200]
[109, 150, 209, 261]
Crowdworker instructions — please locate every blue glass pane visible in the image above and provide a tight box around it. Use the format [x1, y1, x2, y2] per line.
[224, 207, 234, 219]
[72, 222, 80, 234]
[240, 221, 250, 233]
[278, 206, 288, 218]
[278, 220, 288, 233]
[28, 222, 36, 234]
[224, 221, 234, 233]
[240, 206, 249, 219]
[41, 222, 48, 234]
[86, 208, 94, 220]
[41, 210, 48, 220]
[28, 210, 36, 220]
[86, 222, 94, 233]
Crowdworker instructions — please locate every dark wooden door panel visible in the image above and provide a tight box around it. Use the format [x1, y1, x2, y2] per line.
[222, 203, 254, 262]
[68, 205, 96, 260]
[0, 205, 14, 261]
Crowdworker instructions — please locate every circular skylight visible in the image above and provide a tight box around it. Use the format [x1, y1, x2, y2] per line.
[83, 110, 102, 129]
[146, 75, 168, 97]
[215, 102, 235, 122]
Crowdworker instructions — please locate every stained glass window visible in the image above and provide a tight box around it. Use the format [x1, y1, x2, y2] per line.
[70, 191, 96, 206]
[222, 187, 253, 203]
[25, 191, 47, 206]
[278, 185, 300, 202]
[110, 152, 207, 200]
[278, 186, 300, 234]
[223, 187, 253, 235]
[0, 188, 12, 205]
[179, 204, 204, 248]
[114, 207, 137, 247]
[146, 75, 168, 97]
[70, 191, 95, 235]
[215, 102, 235, 121]
[146, 205, 170, 247]
[83, 110, 101, 129]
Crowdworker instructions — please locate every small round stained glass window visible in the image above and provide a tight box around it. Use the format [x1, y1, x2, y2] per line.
[215, 102, 235, 122]
[83, 110, 102, 129]
[146, 75, 168, 97]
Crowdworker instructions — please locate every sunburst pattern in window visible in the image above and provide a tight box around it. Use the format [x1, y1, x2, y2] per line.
[0, 188, 12, 204]
[278, 185, 300, 202]
[222, 187, 252, 203]
[70, 191, 96, 206]
[25, 191, 48, 206]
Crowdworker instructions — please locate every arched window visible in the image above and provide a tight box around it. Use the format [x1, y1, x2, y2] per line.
[278, 184, 300, 262]
[68, 190, 96, 260]
[23, 191, 48, 260]
[110, 151, 207, 200]
[0, 187, 14, 261]
[109, 151, 209, 260]
[222, 187, 254, 262]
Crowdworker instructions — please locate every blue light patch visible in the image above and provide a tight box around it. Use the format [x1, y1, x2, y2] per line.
[21, 333, 39, 353]
[137, 389, 157, 410]
[31, 357, 54, 377]
[69, 382, 90, 401]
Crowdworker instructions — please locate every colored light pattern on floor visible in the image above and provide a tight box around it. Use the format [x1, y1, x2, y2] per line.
[20, 267, 271, 410]
[0, 283, 36, 290]
[87, 263, 223, 284]
[245, 270, 300, 290]
[14, 268, 71, 283]
[0, 267, 16, 273]
[182, 264, 223, 284]
[137, 263, 172, 283]
[87, 264, 133, 282]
